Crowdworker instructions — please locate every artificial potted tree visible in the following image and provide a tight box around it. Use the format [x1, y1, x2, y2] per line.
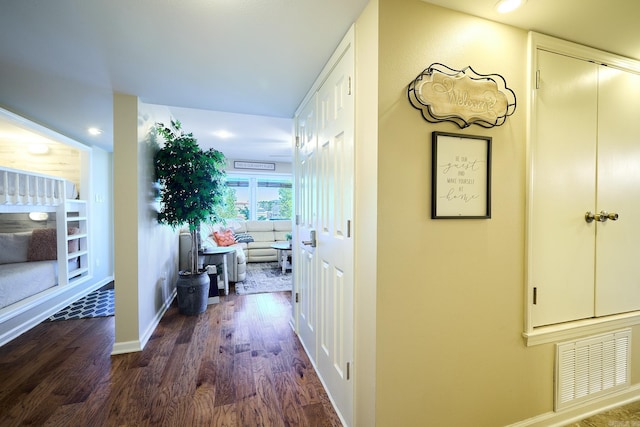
[154, 120, 227, 315]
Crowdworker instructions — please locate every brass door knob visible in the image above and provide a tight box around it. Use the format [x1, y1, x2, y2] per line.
[585, 211, 619, 223]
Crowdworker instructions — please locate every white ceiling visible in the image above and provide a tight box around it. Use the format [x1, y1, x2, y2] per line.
[0, 0, 369, 161]
[423, 0, 640, 62]
[1, 0, 639, 162]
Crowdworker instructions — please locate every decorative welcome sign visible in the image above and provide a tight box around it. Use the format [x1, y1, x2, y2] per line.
[408, 63, 516, 128]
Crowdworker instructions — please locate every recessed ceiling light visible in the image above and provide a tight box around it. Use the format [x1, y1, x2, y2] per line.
[88, 127, 102, 136]
[495, 0, 526, 13]
[213, 130, 233, 139]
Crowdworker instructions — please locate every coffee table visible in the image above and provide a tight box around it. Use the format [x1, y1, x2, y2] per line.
[271, 242, 292, 273]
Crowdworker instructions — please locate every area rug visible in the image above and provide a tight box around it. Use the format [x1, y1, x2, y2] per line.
[236, 262, 292, 295]
[47, 288, 115, 321]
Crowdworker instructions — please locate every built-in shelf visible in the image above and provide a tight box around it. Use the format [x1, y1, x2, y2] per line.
[59, 200, 90, 285]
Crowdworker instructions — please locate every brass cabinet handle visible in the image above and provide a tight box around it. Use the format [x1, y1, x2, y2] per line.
[604, 211, 619, 221]
[585, 211, 619, 223]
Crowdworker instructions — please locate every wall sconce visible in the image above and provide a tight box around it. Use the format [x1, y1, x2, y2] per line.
[29, 212, 49, 221]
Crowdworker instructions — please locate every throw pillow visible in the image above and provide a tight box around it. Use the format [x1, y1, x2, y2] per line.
[213, 229, 235, 247]
[234, 232, 254, 243]
[0, 232, 32, 264]
[27, 228, 57, 261]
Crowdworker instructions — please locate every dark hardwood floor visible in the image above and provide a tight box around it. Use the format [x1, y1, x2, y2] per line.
[0, 288, 342, 426]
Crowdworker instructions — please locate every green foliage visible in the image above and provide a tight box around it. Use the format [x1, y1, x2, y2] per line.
[278, 187, 292, 219]
[258, 200, 276, 215]
[239, 205, 250, 220]
[154, 119, 227, 273]
[218, 186, 239, 219]
[154, 119, 227, 231]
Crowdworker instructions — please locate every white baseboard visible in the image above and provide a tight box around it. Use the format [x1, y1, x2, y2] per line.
[111, 289, 176, 355]
[507, 384, 640, 427]
[295, 332, 349, 427]
[0, 276, 112, 347]
[111, 339, 142, 354]
[139, 289, 176, 350]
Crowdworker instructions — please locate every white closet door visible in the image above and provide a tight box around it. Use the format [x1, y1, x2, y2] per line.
[294, 32, 355, 426]
[315, 42, 355, 425]
[295, 94, 319, 360]
[530, 50, 599, 327]
[595, 66, 640, 316]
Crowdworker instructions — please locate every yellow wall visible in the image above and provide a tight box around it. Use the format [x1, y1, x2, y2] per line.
[376, 1, 552, 425]
[113, 93, 140, 347]
[112, 94, 178, 352]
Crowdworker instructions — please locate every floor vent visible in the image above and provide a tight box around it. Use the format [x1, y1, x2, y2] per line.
[555, 329, 631, 411]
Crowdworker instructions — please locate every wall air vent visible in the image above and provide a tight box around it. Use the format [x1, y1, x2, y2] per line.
[555, 329, 631, 411]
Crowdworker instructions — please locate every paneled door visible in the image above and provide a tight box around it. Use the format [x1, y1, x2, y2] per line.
[530, 47, 640, 327]
[315, 42, 354, 425]
[295, 93, 318, 360]
[594, 65, 640, 316]
[294, 32, 355, 426]
[529, 50, 598, 327]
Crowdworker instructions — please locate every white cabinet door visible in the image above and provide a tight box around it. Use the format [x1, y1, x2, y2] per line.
[595, 66, 640, 316]
[531, 49, 640, 327]
[530, 50, 598, 327]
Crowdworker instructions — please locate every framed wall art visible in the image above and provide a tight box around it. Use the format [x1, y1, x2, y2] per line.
[431, 132, 491, 219]
[233, 161, 276, 171]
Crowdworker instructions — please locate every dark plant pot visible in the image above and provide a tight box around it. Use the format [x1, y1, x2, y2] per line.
[176, 271, 210, 315]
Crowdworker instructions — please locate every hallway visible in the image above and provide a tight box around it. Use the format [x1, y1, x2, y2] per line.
[0, 289, 340, 426]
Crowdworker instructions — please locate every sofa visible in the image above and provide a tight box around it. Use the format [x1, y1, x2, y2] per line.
[178, 219, 292, 283]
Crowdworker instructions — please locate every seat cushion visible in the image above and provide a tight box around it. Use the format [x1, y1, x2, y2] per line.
[249, 231, 275, 242]
[273, 220, 291, 232]
[248, 241, 276, 250]
[233, 222, 248, 233]
[246, 220, 275, 232]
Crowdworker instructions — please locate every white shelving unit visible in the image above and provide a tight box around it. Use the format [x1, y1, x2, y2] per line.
[58, 200, 90, 285]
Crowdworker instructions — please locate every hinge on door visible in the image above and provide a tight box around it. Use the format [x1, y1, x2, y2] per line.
[295, 292, 299, 303]
[533, 287, 537, 305]
[296, 214, 300, 225]
[347, 220, 351, 238]
[348, 77, 352, 95]
[295, 135, 300, 148]
[346, 362, 350, 380]
[535, 70, 540, 90]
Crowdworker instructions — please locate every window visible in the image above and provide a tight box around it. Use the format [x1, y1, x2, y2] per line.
[256, 179, 292, 220]
[225, 178, 250, 219]
[222, 175, 292, 221]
